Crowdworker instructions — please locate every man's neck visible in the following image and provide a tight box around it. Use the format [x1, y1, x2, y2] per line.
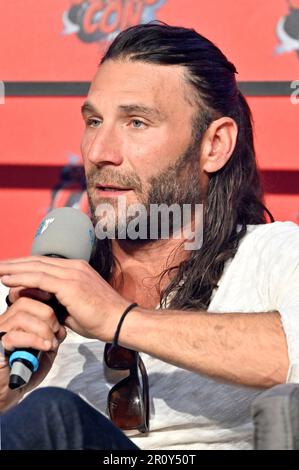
[109, 238, 189, 309]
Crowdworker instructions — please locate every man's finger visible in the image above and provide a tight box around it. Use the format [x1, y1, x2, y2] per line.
[1, 272, 62, 297]
[2, 312, 59, 345]
[0, 256, 84, 268]
[0, 261, 75, 280]
[0, 256, 65, 265]
[3, 297, 61, 333]
[1, 330, 54, 352]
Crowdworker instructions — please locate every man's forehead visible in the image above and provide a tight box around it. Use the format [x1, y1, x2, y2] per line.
[91, 58, 186, 82]
[88, 60, 194, 114]
[88, 59, 192, 108]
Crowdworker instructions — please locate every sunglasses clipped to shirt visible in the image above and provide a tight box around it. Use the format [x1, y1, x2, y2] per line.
[104, 342, 150, 433]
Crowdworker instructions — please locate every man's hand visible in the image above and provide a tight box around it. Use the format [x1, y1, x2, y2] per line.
[0, 296, 66, 412]
[0, 256, 130, 342]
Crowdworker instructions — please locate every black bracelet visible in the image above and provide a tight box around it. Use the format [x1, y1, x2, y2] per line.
[113, 303, 138, 347]
[5, 295, 12, 307]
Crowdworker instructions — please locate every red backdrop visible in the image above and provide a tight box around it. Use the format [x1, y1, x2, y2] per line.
[0, 0, 298, 258]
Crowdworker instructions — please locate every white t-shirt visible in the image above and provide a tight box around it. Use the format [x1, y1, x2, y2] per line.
[1, 221, 299, 450]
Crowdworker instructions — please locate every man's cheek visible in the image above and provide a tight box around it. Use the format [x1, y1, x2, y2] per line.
[80, 138, 89, 160]
[81, 132, 95, 160]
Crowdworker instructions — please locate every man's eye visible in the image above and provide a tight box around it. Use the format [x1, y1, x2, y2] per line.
[86, 118, 101, 128]
[131, 119, 146, 129]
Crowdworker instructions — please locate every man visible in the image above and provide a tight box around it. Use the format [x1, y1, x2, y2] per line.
[0, 23, 298, 450]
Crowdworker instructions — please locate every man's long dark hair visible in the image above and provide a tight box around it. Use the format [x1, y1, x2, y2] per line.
[90, 23, 274, 310]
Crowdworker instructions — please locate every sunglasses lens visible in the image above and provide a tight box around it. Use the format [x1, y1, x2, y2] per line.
[104, 343, 137, 369]
[108, 376, 145, 430]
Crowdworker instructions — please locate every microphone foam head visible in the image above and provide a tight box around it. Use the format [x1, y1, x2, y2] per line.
[31, 208, 95, 261]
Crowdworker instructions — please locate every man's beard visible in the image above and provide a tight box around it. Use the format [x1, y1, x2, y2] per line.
[86, 137, 202, 243]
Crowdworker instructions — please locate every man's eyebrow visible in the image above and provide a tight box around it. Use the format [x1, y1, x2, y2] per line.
[118, 104, 163, 120]
[81, 101, 164, 120]
[81, 101, 98, 115]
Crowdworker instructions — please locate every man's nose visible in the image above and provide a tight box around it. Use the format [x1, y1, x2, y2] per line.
[84, 126, 123, 166]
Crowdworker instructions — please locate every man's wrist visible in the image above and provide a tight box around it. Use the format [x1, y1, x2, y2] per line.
[116, 306, 157, 351]
[112, 302, 139, 346]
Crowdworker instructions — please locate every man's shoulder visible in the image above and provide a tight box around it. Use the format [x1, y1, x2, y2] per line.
[237, 221, 299, 265]
[209, 222, 299, 310]
[250, 220, 298, 234]
[242, 221, 299, 249]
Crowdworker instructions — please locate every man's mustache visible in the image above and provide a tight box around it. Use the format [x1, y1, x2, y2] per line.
[86, 170, 142, 192]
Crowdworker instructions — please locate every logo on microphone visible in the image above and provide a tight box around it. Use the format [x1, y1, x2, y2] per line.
[62, 0, 166, 44]
[275, 1, 299, 58]
[35, 218, 55, 238]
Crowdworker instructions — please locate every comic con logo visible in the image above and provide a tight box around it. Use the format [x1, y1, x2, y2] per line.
[62, 0, 166, 43]
[276, 1, 299, 57]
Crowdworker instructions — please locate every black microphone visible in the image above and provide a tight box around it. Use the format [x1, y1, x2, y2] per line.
[8, 207, 95, 390]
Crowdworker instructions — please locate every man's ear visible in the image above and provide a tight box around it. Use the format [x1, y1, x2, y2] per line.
[200, 117, 238, 174]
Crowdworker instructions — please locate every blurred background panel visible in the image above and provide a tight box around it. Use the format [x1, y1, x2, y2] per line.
[0, 0, 299, 81]
[0, 0, 298, 258]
